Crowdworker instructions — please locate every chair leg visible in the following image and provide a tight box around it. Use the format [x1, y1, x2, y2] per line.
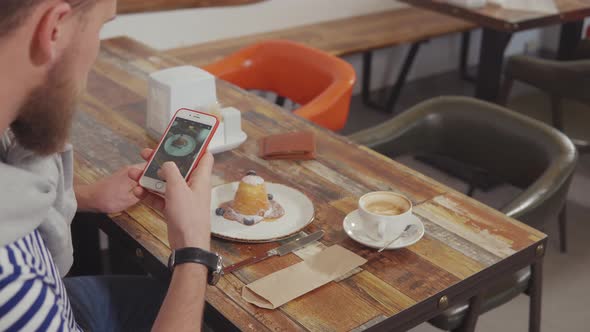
[362, 42, 423, 112]
[551, 96, 564, 131]
[498, 76, 514, 106]
[557, 21, 584, 60]
[558, 205, 568, 253]
[452, 294, 483, 332]
[384, 42, 422, 113]
[460, 31, 476, 82]
[529, 260, 543, 332]
[361, 50, 390, 110]
[361, 51, 380, 109]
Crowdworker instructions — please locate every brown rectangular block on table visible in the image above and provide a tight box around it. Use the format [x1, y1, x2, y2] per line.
[258, 131, 316, 160]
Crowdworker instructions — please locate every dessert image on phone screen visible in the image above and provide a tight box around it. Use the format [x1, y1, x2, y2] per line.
[144, 117, 212, 181]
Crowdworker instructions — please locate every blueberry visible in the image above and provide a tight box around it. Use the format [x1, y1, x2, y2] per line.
[244, 219, 255, 226]
[267, 194, 274, 201]
[215, 208, 225, 216]
[246, 170, 257, 176]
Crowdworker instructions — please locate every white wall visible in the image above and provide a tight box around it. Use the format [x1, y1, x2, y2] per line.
[101, 0, 404, 49]
[101, 0, 546, 94]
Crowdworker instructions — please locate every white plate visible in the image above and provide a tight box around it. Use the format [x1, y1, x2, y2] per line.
[208, 130, 247, 154]
[343, 210, 424, 250]
[211, 182, 315, 243]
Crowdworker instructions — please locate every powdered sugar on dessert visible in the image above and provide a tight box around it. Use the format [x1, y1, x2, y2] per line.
[241, 175, 265, 185]
[219, 201, 285, 226]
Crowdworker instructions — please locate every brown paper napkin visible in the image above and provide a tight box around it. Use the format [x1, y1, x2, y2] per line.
[242, 245, 367, 309]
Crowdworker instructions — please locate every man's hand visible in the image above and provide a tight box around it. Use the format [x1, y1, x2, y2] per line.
[128, 148, 214, 251]
[128, 149, 214, 332]
[76, 165, 144, 214]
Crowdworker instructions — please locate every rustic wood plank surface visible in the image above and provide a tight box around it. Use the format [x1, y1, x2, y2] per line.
[164, 7, 475, 67]
[73, 36, 547, 331]
[400, 0, 590, 31]
[117, 0, 267, 14]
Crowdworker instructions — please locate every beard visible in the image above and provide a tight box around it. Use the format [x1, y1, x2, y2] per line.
[10, 57, 80, 156]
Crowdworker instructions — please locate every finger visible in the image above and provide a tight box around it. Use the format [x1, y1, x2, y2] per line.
[153, 193, 166, 210]
[128, 167, 144, 182]
[144, 194, 166, 212]
[159, 162, 184, 187]
[141, 148, 154, 161]
[132, 185, 148, 199]
[188, 153, 214, 191]
[133, 186, 166, 211]
[133, 162, 147, 169]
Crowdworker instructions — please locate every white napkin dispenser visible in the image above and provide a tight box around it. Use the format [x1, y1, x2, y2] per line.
[147, 66, 217, 139]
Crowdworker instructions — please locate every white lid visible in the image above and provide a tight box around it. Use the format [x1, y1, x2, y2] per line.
[150, 66, 214, 86]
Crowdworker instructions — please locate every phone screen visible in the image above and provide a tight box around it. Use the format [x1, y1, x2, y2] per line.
[144, 117, 212, 181]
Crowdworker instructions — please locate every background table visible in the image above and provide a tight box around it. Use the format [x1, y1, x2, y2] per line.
[117, 0, 267, 14]
[72, 37, 547, 331]
[400, 0, 590, 102]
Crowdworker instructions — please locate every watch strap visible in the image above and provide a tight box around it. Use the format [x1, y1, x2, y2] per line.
[174, 248, 218, 268]
[169, 248, 221, 284]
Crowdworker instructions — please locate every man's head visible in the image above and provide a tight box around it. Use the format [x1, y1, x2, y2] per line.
[0, 0, 116, 155]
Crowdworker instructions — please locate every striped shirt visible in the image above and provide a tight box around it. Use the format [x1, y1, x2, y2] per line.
[0, 230, 81, 331]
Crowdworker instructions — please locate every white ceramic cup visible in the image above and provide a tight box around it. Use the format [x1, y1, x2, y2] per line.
[358, 191, 413, 241]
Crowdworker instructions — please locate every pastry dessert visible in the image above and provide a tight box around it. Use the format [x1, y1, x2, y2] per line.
[216, 171, 285, 226]
[172, 136, 188, 148]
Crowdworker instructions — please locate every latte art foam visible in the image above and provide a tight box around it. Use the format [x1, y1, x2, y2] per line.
[365, 201, 406, 216]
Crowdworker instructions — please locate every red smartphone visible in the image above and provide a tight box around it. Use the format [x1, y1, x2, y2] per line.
[139, 108, 219, 194]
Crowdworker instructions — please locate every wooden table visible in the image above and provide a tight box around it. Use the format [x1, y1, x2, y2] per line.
[400, 0, 590, 102]
[73, 37, 547, 331]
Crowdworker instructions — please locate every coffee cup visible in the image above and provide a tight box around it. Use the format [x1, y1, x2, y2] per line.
[358, 191, 413, 241]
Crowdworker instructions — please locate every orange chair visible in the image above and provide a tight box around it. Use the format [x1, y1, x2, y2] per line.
[203, 40, 356, 131]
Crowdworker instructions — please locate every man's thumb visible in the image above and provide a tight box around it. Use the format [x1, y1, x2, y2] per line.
[158, 162, 183, 186]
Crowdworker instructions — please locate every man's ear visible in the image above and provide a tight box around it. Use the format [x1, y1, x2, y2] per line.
[31, 2, 73, 67]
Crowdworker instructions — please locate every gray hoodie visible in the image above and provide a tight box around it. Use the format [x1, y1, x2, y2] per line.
[0, 132, 77, 276]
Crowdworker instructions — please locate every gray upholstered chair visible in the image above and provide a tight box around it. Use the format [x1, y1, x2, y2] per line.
[501, 40, 590, 151]
[349, 96, 578, 331]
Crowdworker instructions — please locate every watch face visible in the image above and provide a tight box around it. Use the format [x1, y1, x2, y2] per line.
[210, 271, 222, 285]
[209, 255, 223, 286]
[168, 251, 175, 271]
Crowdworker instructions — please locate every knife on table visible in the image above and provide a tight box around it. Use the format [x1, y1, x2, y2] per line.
[223, 230, 325, 274]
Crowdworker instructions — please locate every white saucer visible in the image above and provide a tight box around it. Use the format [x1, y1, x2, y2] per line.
[208, 130, 248, 154]
[211, 182, 315, 243]
[343, 210, 425, 250]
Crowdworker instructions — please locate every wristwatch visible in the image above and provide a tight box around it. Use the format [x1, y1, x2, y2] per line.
[168, 247, 223, 285]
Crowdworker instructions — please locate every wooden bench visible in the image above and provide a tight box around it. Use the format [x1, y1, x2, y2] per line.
[164, 7, 478, 112]
[117, 0, 267, 14]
